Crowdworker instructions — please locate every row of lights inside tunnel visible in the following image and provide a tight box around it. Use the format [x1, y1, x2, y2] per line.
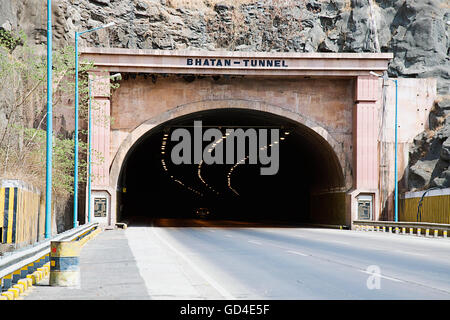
[159, 130, 291, 197]
[160, 134, 203, 196]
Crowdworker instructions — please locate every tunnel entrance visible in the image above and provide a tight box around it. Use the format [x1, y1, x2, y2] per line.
[117, 108, 346, 226]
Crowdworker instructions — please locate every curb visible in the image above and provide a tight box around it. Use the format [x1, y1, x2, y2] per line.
[354, 224, 449, 239]
[78, 227, 102, 247]
[1, 226, 102, 300]
[0, 262, 49, 300]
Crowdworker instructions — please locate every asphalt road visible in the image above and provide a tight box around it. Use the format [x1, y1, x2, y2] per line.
[25, 219, 450, 300]
[125, 220, 450, 299]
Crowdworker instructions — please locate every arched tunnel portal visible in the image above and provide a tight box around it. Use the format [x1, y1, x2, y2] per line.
[117, 108, 347, 226]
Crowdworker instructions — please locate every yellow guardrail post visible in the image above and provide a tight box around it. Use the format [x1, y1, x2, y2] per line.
[49, 241, 81, 287]
[1, 291, 14, 300]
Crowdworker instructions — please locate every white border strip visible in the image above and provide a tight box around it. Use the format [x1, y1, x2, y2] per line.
[403, 188, 450, 199]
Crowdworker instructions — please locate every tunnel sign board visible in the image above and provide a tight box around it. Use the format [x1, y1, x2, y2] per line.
[186, 58, 289, 68]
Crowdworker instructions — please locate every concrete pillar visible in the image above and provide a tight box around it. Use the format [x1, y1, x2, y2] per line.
[87, 72, 112, 225]
[349, 76, 381, 225]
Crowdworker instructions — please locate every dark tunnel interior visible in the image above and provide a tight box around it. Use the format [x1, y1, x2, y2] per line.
[118, 108, 345, 226]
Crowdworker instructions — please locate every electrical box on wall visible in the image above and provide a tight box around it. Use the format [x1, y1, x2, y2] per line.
[94, 198, 107, 218]
[357, 194, 373, 220]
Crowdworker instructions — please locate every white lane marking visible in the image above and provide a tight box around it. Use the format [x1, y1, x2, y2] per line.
[151, 228, 235, 300]
[330, 240, 349, 245]
[207, 229, 216, 233]
[225, 234, 233, 238]
[286, 250, 308, 257]
[393, 250, 425, 257]
[248, 240, 262, 245]
[295, 234, 307, 238]
[358, 270, 404, 283]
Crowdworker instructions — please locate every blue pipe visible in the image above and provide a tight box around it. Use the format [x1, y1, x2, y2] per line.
[394, 79, 398, 222]
[88, 80, 92, 223]
[79, 25, 110, 35]
[74, 23, 114, 227]
[45, 0, 53, 239]
[73, 32, 79, 228]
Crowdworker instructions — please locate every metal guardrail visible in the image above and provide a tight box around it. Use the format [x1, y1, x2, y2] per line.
[0, 222, 98, 281]
[353, 220, 449, 238]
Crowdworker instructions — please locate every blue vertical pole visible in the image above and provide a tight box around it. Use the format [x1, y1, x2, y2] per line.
[394, 79, 398, 222]
[88, 79, 92, 223]
[45, 0, 53, 239]
[73, 32, 79, 228]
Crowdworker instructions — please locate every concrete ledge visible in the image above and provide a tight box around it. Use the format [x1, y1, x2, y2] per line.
[78, 228, 102, 247]
[81, 47, 392, 77]
[354, 221, 450, 239]
[0, 225, 101, 300]
[353, 220, 450, 230]
[0, 223, 98, 280]
[0, 266, 49, 300]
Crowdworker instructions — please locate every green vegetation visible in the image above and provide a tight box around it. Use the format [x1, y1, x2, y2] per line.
[0, 28, 24, 52]
[0, 30, 111, 203]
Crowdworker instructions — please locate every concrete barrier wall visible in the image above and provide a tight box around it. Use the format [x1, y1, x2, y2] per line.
[0, 180, 49, 250]
[1, 223, 100, 299]
[399, 188, 450, 224]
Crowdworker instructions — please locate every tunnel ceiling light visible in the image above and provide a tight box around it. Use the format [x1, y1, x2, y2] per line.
[226, 137, 280, 196]
[197, 159, 220, 195]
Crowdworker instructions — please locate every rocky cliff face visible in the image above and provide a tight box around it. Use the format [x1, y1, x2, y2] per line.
[408, 97, 450, 189]
[1, 0, 449, 190]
